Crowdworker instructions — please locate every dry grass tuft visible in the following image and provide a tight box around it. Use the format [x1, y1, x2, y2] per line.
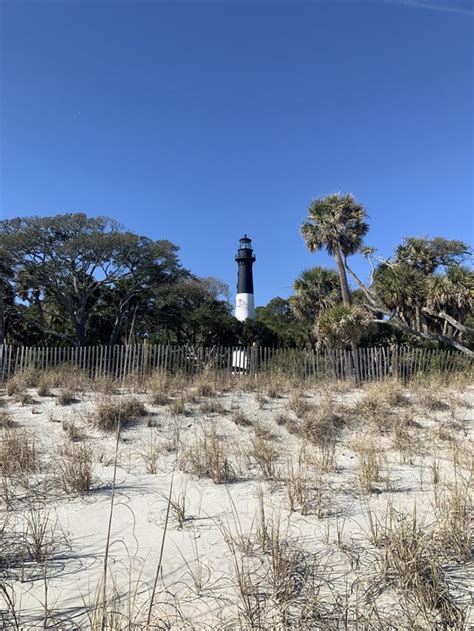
[353, 381, 408, 432]
[141, 432, 169, 474]
[287, 391, 313, 418]
[169, 397, 187, 416]
[435, 482, 472, 563]
[375, 507, 465, 628]
[194, 376, 216, 398]
[91, 397, 147, 431]
[90, 376, 116, 395]
[57, 388, 77, 406]
[300, 396, 341, 448]
[199, 399, 225, 415]
[285, 458, 312, 515]
[411, 381, 449, 412]
[0, 411, 15, 429]
[62, 419, 82, 442]
[6, 370, 38, 397]
[149, 391, 171, 406]
[13, 391, 35, 406]
[275, 413, 300, 435]
[168, 483, 189, 528]
[232, 409, 252, 427]
[0, 428, 38, 476]
[351, 438, 381, 493]
[39, 365, 90, 393]
[247, 432, 279, 480]
[36, 376, 52, 397]
[179, 426, 236, 483]
[23, 508, 62, 563]
[266, 384, 283, 399]
[57, 441, 94, 493]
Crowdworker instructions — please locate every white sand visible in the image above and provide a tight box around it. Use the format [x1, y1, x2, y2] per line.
[1, 381, 472, 629]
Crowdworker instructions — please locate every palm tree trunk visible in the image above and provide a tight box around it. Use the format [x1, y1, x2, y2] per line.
[334, 249, 360, 381]
[334, 249, 352, 306]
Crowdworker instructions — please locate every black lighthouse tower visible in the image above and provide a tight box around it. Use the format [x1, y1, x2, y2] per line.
[235, 235, 256, 321]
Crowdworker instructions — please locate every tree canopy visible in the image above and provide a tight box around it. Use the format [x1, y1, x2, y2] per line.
[1, 211, 472, 356]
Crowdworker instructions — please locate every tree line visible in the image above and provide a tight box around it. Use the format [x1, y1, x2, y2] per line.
[0, 195, 472, 355]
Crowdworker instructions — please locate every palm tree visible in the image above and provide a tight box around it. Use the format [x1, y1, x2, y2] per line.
[290, 266, 341, 322]
[428, 266, 474, 315]
[372, 263, 427, 330]
[427, 266, 474, 338]
[315, 304, 371, 348]
[300, 193, 369, 306]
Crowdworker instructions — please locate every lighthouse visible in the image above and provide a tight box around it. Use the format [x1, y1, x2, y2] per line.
[235, 235, 256, 321]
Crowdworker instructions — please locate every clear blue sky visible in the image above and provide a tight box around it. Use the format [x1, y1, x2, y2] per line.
[1, 0, 472, 307]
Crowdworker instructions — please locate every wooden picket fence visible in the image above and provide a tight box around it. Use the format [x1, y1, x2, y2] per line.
[0, 343, 471, 384]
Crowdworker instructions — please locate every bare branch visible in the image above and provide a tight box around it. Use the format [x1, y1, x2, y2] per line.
[422, 308, 474, 335]
[373, 318, 474, 357]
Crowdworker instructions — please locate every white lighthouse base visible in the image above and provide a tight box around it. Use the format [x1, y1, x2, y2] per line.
[235, 293, 255, 321]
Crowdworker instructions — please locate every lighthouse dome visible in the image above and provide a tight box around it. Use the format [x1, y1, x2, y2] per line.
[239, 235, 252, 249]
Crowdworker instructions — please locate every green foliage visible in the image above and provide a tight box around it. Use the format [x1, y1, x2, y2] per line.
[369, 237, 474, 352]
[315, 304, 371, 348]
[300, 193, 369, 258]
[240, 319, 278, 347]
[290, 267, 341, 322]
[395, 237, 469, 274]
[300, 192, 369, 307]
[2, 210, 472, 356]
[147, 277, 241, 346]
[256, 297, 310, 346]
[373, 264, 427, 311]
[0, 214, 182, 346]
[428, 266, 473, 314]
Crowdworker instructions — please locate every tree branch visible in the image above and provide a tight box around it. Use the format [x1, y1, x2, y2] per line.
[422, 308, 474, 336]
[31, 321, 76, 345]
[373, 318, 474, 357]
[343, 259, 382, 307]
